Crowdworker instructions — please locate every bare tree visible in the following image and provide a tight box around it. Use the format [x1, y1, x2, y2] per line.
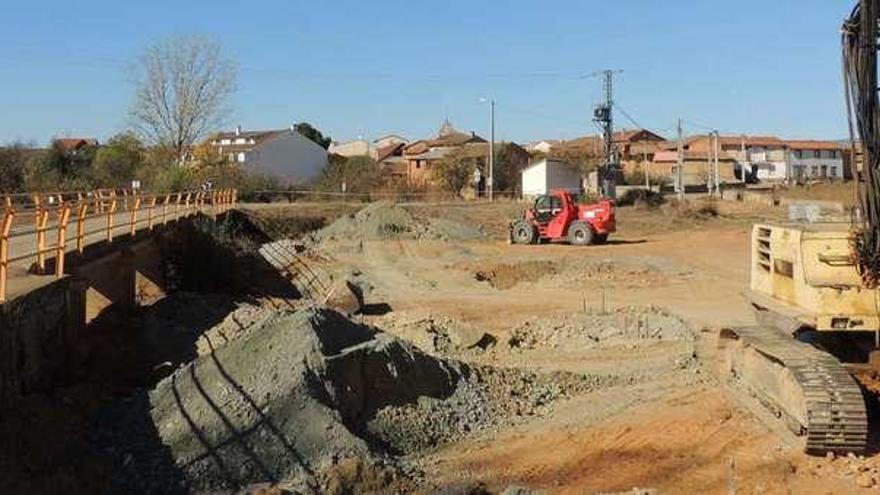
[129, 36, 237, 161]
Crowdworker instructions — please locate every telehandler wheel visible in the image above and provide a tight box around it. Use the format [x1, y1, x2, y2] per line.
[511, 219, 537, 245]
[568, 221, 595, 246]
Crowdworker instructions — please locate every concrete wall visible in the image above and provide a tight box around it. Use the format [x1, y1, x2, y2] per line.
[0, 234, 170, 403]
[0, 278, 84, 401]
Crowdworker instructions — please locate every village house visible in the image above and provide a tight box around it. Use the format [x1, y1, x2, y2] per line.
[553, 128, 666, 165]
[372, 134, 408, 150]
[401, 119, 487, 184]
[674, 135, 845, 182]
[53, 137, 99, 154]
[328, 139, 370, 158]
[651, 150, 738, 187]
[208, 125, 328, 184]
[787, 140, 845, 181]
[396, 120, 529, 195]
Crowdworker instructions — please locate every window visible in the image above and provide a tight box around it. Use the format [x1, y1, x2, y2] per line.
[813, 150, 820, 158]
[830, 167, 837, 177]
[794, 150, 802, 159]
[237, 152, 246, 163]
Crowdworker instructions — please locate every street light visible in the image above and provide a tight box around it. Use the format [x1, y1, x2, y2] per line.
[480, 97, 495, 200]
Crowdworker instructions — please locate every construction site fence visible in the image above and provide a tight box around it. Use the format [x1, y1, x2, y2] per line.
[237, 188, 526, 204]
[0, 188, 238, 304]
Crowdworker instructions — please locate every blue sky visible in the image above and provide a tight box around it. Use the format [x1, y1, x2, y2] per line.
[0, 0, 856, 145]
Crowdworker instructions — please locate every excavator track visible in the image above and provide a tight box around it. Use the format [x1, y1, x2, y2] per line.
[720, 326, 868, 454]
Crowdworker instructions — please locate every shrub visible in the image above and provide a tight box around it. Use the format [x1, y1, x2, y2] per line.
[617, 188, 665, 208]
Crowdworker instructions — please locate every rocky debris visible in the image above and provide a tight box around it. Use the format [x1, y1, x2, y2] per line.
[508, 306, 694, 351]
[804, 452, 880, 490]
[311, 202, 484, 247]
[366, 366, 628, 454]
[376, 314, 497, 357]
[323, 279, 364, 316]
[500, 486, 545, 495]
[93, 307, 615, 494]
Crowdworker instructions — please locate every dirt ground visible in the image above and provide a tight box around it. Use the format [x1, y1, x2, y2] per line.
[7, 197, 876, 495]
[242, 198, 880, 494]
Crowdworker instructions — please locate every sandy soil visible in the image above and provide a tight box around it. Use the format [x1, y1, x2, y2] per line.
[293, 200, 875, 494]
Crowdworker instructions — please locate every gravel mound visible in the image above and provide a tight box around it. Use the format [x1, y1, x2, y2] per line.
[94, 307, 613, 494]
[311, 202, 484, 246]
[508, 306, 694, 350]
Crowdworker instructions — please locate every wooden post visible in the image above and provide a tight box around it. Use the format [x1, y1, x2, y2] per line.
[184, 193, 192, 217]
[55, 204, 71, 278]
[130, 197, 141, 237]
[162, 194, 170, 225]
[76, 202, 88, 254]
[175, 193, 182, 221]
[147, 196, 157, 230]
[35, 207, 50, 273]
[0, 209, 15, 303]
[107, 198, 117, 243]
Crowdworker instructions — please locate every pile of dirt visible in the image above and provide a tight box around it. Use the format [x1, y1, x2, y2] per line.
[473, 260, 559, 290]
[93, 307, 613, 494]
[311, 202, 484, 246]
[508, 306, 694, 351]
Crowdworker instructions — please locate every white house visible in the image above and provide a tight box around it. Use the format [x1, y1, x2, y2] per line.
[210, 125, 328, 184]
[521, 159, 582, 198]
[328, 139, 370, 157]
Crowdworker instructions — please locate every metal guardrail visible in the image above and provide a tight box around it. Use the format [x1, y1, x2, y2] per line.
[0, 188, 237, 303]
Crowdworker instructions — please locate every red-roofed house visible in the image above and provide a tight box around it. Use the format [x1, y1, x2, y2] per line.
[53, 137, 99, 154]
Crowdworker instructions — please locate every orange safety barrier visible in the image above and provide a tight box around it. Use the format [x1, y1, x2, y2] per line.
[0, 188, 236, 303]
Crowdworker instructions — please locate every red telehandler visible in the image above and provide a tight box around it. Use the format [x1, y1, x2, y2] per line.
[509, 190, 616, 246]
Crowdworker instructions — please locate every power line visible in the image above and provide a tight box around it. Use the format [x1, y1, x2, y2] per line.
[612, 102, 643, 130]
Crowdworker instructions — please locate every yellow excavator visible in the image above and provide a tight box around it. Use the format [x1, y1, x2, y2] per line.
[717, 1, 880, 454]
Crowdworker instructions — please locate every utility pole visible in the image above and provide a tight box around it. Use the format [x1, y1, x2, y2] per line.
[480, 97, 496, 200]
[713, 130, 721, 196]
[593, 69, 622, 198]
[489, 98, 495, 201]
[677, 118, 685, 201]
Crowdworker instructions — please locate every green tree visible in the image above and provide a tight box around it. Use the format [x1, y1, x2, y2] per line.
[433, 148, 478, 197]
[295, 122, 332, 149]
[318, 155, 381, 193]
[0, 143, 30, 193]
[493, 142, 527, 194]
[92, 132, 145, 187]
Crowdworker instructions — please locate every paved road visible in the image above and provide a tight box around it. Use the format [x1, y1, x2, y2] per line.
[4, 206, 202, 301]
